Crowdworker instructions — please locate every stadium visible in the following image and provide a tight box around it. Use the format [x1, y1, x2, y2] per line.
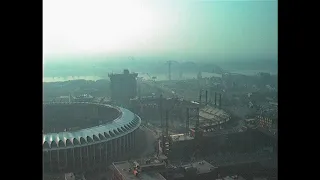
[42, 102, 141, 173]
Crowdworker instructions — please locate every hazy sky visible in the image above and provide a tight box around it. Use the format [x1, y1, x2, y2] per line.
[43, 0, 277, 61]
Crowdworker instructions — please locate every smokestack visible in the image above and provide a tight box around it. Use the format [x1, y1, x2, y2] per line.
[167, 61, 172, 81]
[195, 107, 200, 139]
[199, 90, 202, 105]
[205, 90, 208, 105]
[138, 84, 141, 100]
[196, 107, 200, 128]
[214, 92, 217, 106]
[165, 110, 169, 137]
[159, 94, 163, 132]
[210, 88, 213, 105]
[186, 108, 190, 135]
[219, 93, 222, 108]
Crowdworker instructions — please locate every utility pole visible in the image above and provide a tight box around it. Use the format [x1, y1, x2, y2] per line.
[167, 61, 172, 81]
[166, 60, 178, 81]
[186, 108, 190, 135]
[186, 106, 200, 159]
[199, 89, 202, 105]
[219, 93, 222, 108]
[205, 90, 208, 105]
[165, 110, 169, 138]
[199, 89, 206, 106]
[162, 110, 170, 156]
[159, 94, 163, 134]
[214, 92, 217, 107]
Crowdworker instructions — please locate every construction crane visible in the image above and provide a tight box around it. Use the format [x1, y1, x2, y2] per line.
[143, 73, 163, 95]
[129, 56, 135, 62]
[143, 72, 179, 98]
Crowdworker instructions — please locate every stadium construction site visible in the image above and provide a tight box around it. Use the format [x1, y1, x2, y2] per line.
[43, 70, 277, 180]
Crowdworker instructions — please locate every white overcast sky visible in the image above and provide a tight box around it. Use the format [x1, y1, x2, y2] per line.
[43, 0, 277, 60]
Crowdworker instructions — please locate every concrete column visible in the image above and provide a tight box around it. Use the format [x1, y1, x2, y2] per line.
[72, 149, 75, 169]
[134, 131, 136, 148]
[119, 137, 122, 157]
[122, 136, 124, 155]
[114, 139, 118, 159]
[127, 133, 130, 150]
[125, 134, 128, 152]
[129, 133, 132, 149]
[93, 145, 96, 166]
[124, 135, 127, 153]
[121, 136, 125, 155]
[118, 139, 120, 158]
[49, 151, 52, 172]
[80, 147, 83, 169]
[125, 135, 127, 153]
[128, 133, 131, 150]
[131, 132, 134, 149]
[110, 141, 113, 162]
[105, 142, 108, 164]
[65, 149, 68, 168]
[99, 143, 102, 164]
[57, 150, 60, 168]
[128, 133, 130, 150]
[118, 138, 121, 157]
[87, 146, 89, 168]
[133, 132, 135, 149]
[123, 136, 125, 154]
[122, 136, 125, 154]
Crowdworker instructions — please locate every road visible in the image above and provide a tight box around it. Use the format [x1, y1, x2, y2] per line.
[141, 80, 185, 99]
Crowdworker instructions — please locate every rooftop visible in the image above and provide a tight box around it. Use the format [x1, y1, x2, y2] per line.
[108, 70, 138, 78]
[202, 72, 223, 78]
[59, 96, 70, 98]
[55, 96, 71, 103]
[43, 103, 141, 150]
[219, 175, 246, 180]
[170, 134, 194, 142]
[199, 106, 230, 125]
[201, 106, 229, 118]
[75, 94, 94, 99]
[183, 160, 217, 175]
[112, 161, 166, 180]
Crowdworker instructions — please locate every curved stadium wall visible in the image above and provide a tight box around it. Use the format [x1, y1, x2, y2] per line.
[42, 102, 141, 173]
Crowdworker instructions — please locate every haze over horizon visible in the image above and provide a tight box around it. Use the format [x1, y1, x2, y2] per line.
[43, 0, 277, 63]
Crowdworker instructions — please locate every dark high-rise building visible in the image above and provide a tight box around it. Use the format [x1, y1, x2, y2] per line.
[109, 69, 138, 107]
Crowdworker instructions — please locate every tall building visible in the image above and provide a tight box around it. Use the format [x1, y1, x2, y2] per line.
[109, 69, 138, 107]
